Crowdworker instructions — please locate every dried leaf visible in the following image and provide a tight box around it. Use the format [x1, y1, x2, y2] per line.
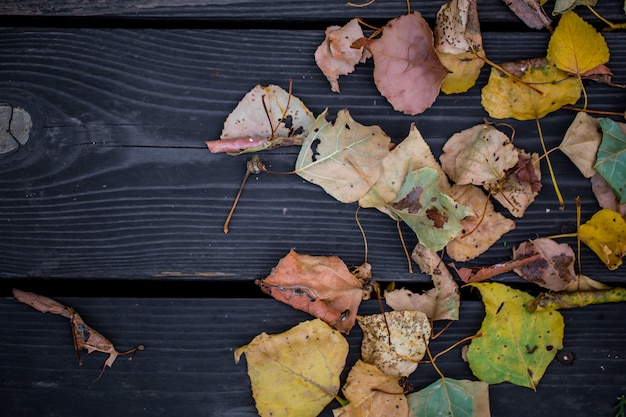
[12, 288, 70, 318]
[446, 184, 516, 261]
[595, 118, 626, 203]
[491, 149, 542, 218]
[481, 57, 581, 120]
[552, 0, 597, 15]
[315, 19, 368, 93]
[332, 360, 408, 417]
[591, 173, 626, 217]
[407, 378, 491, 417]
[235, 319, 348, 417]
[503, 0, 551, 29]
[295, 109, 391, 203]
[358, 310, 431, 377]
[466, 282, 564, 390]
[451, 253, 543, 283]
[560, 112, 601, 178]
[579, 209, 626, 270]
[512, 238, 577, 291]
[529, 286, 626, 312]
[547, 11, 609, 76]
[256, 249, 368, 333]
[352, 12, 448, 115]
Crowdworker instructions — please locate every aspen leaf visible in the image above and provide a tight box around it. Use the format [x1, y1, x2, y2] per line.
[466, 282, 564, 390]
[547, 11, 610, 76]
[407, 378, 491, 417]
[512, 238, 577, 291]
[295, 109, 390, 203]
[332, 360, 408, 417]
[592, 173, 626, 217]
[595, 118, 626, 203]
[358, 310, 431, 377]
[352, 12, 448, 115]
[490, 149, 542, 218]
[256, 249, 368, 333]
[235, 319, 348, 417]
[552, 0, 597, 15]
[481, 58, 581, 120]
[503, 0, 551, 29]
[560, 111, 601, 178]
[579, 209, 626, 270]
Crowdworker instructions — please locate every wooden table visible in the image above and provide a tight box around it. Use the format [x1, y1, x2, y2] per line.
[0, 1, 625, 416]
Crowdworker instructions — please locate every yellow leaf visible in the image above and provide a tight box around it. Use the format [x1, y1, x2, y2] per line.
[235, 319, 348, 417]
[481, 57, 581, 120]
[579, 209, 626, 270]
[547, 11, 610, 75]
[438, 50, 486, 94]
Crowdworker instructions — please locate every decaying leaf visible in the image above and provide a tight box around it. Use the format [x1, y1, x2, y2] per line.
[235, 319, 348, 417]
[481, 57, 581, 120]
[528, 286, 626, 312]
[595, 118, 626, 204]
[592, 173, 626, 217]
[446, 184, 516, 261]
[579, 209, 626, 270]
[512, 238, 577, 291]
[12, 289, 143, 381]
[352, 12, 448, 115]
[547, 11, 610, 76]
[560, 112, 601, 178]
[256, 249, 369, 333]
[358, 310, 431, 377]
[207, 84, 314, 154]
[491, 149, 542, 218]
[332, 360, 408, 417]
[435, 0, 486, 93]
[451, 253, 543, 283]
[315, 19, 369, 93]
[390, 167, 472, 251]
[503, 0, 551, 29]
[295, 109, 391, 203]
[552, 0, 597, 15]
[407, 378, 491, 417]
[466, 283, 564, 390]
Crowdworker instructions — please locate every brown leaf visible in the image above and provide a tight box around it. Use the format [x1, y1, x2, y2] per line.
[591, 173, 626, 217]
[503, 0, 551, 30]
[12, 288, 70, 318]
[256, 249, 368, 333]
[513, 238, 576, 291]
[560, 112, 602, 178]
[491, 149, 542, 217]
[352, 12, 448, 115]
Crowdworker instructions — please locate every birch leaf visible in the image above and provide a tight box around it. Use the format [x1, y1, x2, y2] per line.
[235, 319, 348, 417]
[407, 378, 491, 417]
[560, 111, 601, 178]
[595, 118, 626, 203]
[579, 208, 626, 270]
[295, 109, 390, 203]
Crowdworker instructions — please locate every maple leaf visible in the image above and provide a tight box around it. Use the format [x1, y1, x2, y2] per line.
[407, 378, 490, 417]
[235, 319, 348, 417]
[560, 112, 602, 178]
[547, 11, 609, 76]
[295, 109, 391, 203]
[579, 208, 626, 270]
[503, 0, 551, 29]
[512, 238, 577, 291]
[466, 282, 564, 390]
[332, 360, 408, 417]
[352, 12, 448, 115]
[595, 118, 626, 203]
[358, 310, 431, 377]
[315, 19, 369, 93]
[255, 249, 368, 333]
[482, 57, 582, 120]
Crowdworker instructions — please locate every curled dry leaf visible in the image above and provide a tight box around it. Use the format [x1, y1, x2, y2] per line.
[529, 286, 626, 313]
[315, 18, 369, 93]
[358, 310, 431, 377]
[560, 112, 601, 178]
[579, 209, 626, 270]
[512, 238, 577, 291]
[235, 319, 348, 417]
[352, 12, 448, 115]
[255, 249, 369, 333]
[503, 0, 551, 29]
[332, 360, 408, 417]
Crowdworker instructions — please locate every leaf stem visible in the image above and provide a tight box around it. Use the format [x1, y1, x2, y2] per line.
[536, 117, 564, 210]
[587, 5, 626, 31]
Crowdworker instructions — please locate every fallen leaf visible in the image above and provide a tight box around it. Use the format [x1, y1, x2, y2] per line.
[390, 167, 472, 251]
[491, 149, 542, 218]
[435, 0, 486, 93]
[358, 310, 431, 377]
[552, 0, 597, 15]
[332, 360, 408, 417]
[315, 19, 369, 93]
[466, 282, 564, 390]
[529, 286, 626, 312]
[579, 208, 626, 270]
[255, 249, 368, 333]
[595, 118, 626, 203]
[503, 0, 551, 29]
[407, 378, 491, 417]
[295, 109, 391, 203]
[446, 184, 516, 261]
[591, 173, 626, 217]
[352, 12, 448, 115]
[559, 111, 601, 178]
[235, 319, 348, 417]
[512, 238, 577, 291]
[481, 57, 581, 120]
[451, 253, 543, 283]
[563, 274, 611, 292]
[547, 11, 609, 76]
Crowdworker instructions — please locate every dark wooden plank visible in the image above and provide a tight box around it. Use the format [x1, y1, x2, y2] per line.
[1, 297, 625, 416]
[0, 27, 625, 282]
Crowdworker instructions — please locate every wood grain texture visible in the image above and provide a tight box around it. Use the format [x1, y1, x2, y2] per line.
[1, 297, 625, 417]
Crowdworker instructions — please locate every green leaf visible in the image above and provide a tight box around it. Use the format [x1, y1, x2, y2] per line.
[596, 118, 626, 204]
[466, 282, 564, 390]
[407, 378, 490, 417]
[390, 167, 472, 252]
